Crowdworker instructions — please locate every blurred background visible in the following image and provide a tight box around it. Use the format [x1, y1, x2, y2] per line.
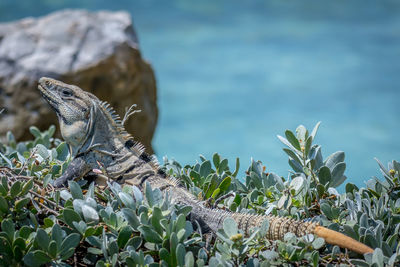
[1, 0, 399, 187]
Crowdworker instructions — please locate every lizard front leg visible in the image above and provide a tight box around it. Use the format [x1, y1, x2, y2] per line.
[53, 157, 91, 188]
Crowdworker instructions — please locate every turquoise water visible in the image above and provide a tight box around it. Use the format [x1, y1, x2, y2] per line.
[1, 0, 400, 187]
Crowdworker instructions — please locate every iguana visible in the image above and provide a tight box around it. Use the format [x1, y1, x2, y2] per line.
[37, 77, 374, 255]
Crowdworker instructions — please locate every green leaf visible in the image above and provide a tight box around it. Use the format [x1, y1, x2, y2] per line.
[285, 130, 301, 150]
[69, 181, 84, 200]
[232, 157, 240, 177]
[325, 151, 345, 170]
[330, 162, 346, 188]
[23, 250, 52, 267]
[138, 225, 162, 244]
[345, 183, 359, 194]
[48, 240, 58, 258]
[218, 176, 231, 192]
[343, 225, 358, 240]
[198, 248, 208, 262]
[73, 199, 85, 214]
[35, 144, 49, 159]
[0, 196, 9, 213]
[365, 234, 378, 249]
[277, 194, 290, 209]
[311, 251, 319, 267]
[159, 248, 171, 265]
[151, 207, 163, 235]
[119, 192, 136, 209]
[60, 190, 72, 201]
[15, 197, 30, 210]
[320, 203, 332, 219]
[283, 148, 302, 164]
[218, 159, 229, 172]
[312, 237, 325, 249]
[20, 226, 34, 239]
[88, 247, 103, 255]
[29, 126, 42, 138]
[108, 240, 119, 257]
[56, 142, 69, 161]
[268, 172, 285, 191]
[82, 204, 99, 223]
[47, 125, 56, 137]
[0, 151, 12, 168]
[277, 135, 298, 152]
[84, 227, 96, 237]
[10, 181, 22, 198]
[212, 153, 221, 169]
[2, 219, 15, 242]
[211, 188, 220, 199]
[223, 217, 238, 237]
[372, 248, 383, 267]
[36, 228, 50, 251]
[72, 221, 87, 235]
[310, 122, 321, 139]
[0, 184, 7, 196]
[0, 236, 12, 256]
[117, 226, 133, 249]
[122, 208, 140, 230]
[125, 236, 142, 250]
[185, 251, 195, 267]
[14, 246, 23, 261]
[13, 237, 26, 251]
[60, 247, 75, 261]
[20, 179, 34, 196]
[63, 209, 82, 228]
[60, 233, 81, 256]
[330, 175, 346, 189]
[318, 166, 331, 185]
[304, 136, 313, 157]
[51, 224, 63, 248]
[205, 174, 219, 199]
[296, 125, 308, 144]
[290, 176, 304, 193]
[6, 131, 16, 147]
[199, 160, 212, 178]
[249, 171, 263, 189]
[176, 243, 186, 266]
[145, 182, 154, 207]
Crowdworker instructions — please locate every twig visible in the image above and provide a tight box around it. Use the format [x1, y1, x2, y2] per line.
[13, 175, 44, 187]
[0, 166, 14, 175]
[34, 199, 59, 216]
[29, 189, 59, 208]
[74, 253, 78, 267]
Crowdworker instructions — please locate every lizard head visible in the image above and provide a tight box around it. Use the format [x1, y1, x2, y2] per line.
[38, 77, 96, 149]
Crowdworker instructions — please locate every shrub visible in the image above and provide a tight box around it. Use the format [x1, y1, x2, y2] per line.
[0, 124, 398, 266]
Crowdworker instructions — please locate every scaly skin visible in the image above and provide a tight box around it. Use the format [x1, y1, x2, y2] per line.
[37, 77, 374, 255]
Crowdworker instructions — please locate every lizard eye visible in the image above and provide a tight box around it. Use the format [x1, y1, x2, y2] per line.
[61, 89, 73, 97]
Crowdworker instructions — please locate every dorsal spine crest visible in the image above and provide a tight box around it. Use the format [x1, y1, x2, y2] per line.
[98, 100, 162, 174]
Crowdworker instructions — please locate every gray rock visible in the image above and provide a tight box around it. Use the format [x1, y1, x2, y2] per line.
[0, 9, 158, 153]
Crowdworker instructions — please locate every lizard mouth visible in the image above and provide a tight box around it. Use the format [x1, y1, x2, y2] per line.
[38, 84, 60, 107]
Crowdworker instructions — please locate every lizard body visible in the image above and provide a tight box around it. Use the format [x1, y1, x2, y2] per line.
[37, 77, 374, 255]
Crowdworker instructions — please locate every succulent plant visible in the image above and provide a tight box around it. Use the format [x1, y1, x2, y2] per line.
[0, 124, 399, 266]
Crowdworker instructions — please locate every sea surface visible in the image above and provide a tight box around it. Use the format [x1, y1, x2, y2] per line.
[1, 0, 400, 188]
